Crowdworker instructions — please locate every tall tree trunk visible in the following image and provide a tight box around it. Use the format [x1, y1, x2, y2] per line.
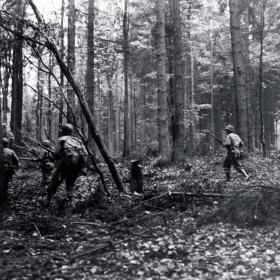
[259, 0, 266, 157]
[3, 50, 11, 125]
[107, 74, 114, 154]
[86, 0, 95, 148]
[47, 53, 53, 139]
[67, 0, 76, 123]
[209, 20, 216, 154]
[0, 93, 6, 207]
[229, 0, 249, 146]
[156, 0, 171, 162]
[11, 0, 24, 144]
[122, 0, 130, 157]
[59, 0, 65, 127]
[36, 58, 43, 141]
[170, 0, 185, 161]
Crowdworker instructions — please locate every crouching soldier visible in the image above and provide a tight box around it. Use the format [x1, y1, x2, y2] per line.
[1, 138, 19, 204]
[223, 125, 249, 181]
[46, 123, 88, 208]
[39, 140, 54, 188]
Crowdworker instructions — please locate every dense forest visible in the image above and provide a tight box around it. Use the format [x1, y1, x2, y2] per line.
[1, 0, 280, 279]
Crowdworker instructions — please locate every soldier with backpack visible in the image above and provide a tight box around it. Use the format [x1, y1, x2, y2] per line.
[2, 138, 19, 204]
[223, 125, 249, 181]
[46, 123, 88, 208]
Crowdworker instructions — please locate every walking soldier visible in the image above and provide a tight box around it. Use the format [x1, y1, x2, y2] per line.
[46, 123, 88, 208]
[223, 125, 249, 181]
[1, 138, 19, 204]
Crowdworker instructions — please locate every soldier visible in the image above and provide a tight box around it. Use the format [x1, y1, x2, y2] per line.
[223, 125, 249, 181]
[2, 138, 19, 204]
[46, 123, 88, 208]
[39, 140, 54, 188]
[2, 123, 15, 147]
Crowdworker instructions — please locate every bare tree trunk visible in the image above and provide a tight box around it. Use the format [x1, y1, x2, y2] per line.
[67, 0, 76, 123]
[3, 50, 11, 125]
[229, 0, 249, 146]
[107, 74, 114, 154]
[36, 58, 43, 141]
[59, 0, 65, 127]
[156, 0, 171, 162]
[259, 0, 266, 157]
[170, 0, 185, 161]
[47, 53, 53, 139]
[122, 0, 130, 157]
[0, 93, 6, 207]
[11, 0, 24, 144]
[86, 0, 95, 149]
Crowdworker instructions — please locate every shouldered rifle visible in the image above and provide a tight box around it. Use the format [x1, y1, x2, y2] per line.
[38, 143, 55, 155]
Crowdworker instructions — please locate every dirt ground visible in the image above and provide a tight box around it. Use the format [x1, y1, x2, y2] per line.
[1, 156, 280, 279]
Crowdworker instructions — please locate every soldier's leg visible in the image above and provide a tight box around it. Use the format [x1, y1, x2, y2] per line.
[1, 174, 11, 205]
[233, 158, 249, 179]
[46, 169, 62, 206]
[223, 153, 233, 181]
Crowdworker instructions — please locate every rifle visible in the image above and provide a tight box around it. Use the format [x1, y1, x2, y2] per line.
[38, 143, 55, 155]
[19, 157, 38, 161]
[209, 133, 223, 145]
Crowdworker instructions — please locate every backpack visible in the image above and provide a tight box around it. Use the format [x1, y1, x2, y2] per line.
[60, 136, 87, 167]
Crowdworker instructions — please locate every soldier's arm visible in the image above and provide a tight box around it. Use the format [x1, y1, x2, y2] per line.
[223, 135, 232, 148]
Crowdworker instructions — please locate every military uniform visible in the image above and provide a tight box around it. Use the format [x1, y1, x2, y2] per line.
[46, 124, 88, 207]
[223, 125, 249, 181]
[2, 138, 19, 203]
[39, 141, 54, 187]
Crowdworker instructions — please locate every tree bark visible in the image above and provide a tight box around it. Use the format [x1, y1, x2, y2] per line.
[122, 0, 130, 157]
[59, 0, 65, 127]
[11, 0, 24, 144]
[67, 0, 76, 123]
[229, 0, 249, 146]
[170, 0, 185, 161]
[86, 0, 95, 149]
[156, 0, 171, 162]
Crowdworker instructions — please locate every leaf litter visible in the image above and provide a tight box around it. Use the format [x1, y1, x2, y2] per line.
[1, 156, 280, 279]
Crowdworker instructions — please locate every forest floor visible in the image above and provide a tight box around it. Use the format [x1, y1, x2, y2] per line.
[1, 155, 280, 279]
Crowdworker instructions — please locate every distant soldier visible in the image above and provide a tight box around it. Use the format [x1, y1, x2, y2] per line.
[39, 140, 54, 187]
[223, 125, 249, 181]
[46, 123, 88, 208]
[2, 138, 19, 203]
[2, 123, 15, 147]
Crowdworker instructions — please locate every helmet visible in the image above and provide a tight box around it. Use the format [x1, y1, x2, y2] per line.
[225, 125, 234, 132]
[42, 139, 50, 147]
[2, 138, 9, 145]
[61, 123, 74, 136]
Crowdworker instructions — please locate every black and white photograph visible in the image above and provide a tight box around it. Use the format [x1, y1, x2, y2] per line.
[0, 0, 280, 279]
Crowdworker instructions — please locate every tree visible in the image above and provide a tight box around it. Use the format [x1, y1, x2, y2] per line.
[122, 0, 130, 157]
[170, 0, 185, 161]
[229, 0, 249, 147]
[156, 0, 171, 162]
[67, 0, 76, 123]
[11, 0, 24, 144]
[86, 0, 95, 148]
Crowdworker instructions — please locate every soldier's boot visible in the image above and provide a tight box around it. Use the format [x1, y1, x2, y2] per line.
[241, 169, 249, 180]
[224, 169, 231, 182]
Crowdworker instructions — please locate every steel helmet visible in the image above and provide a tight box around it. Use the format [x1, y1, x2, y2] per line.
[42, 139, 50, 147]
[2, 138, 9, 146]
[61, 123, 74, 136]
[225, 125, 234, 132]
